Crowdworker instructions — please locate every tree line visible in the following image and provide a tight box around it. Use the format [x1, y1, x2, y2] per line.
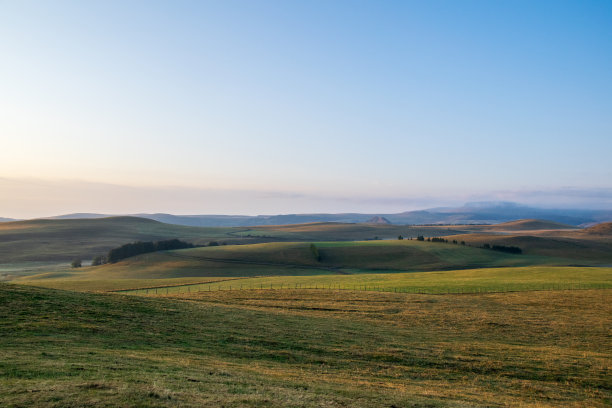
[88, 239, 195, 264]
[411, 235, 521, 254]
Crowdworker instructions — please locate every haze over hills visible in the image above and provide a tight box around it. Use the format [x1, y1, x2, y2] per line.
[4, 202, 611, 227]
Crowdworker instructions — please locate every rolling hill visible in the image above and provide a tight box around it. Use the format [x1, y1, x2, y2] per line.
[18, 240, 560, 282]
[583, 221, 612, 235]
[0, 218, 471, 265]
[484, 219, 577, 231]
[0, 217, 233, 263]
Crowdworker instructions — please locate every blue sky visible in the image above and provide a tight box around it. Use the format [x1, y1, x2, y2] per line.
[1, 0, 611, 217]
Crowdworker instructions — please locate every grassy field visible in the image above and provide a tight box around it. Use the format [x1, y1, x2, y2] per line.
[4, 218, 612, 407]
[115, 266, 612, 295]
[15, 264, 612, 296]
[1, 282, 610, 407]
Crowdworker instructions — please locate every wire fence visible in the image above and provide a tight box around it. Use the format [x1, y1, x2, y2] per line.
[123, 282, 611, 296]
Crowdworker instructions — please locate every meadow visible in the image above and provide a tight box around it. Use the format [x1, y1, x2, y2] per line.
[2, 218, 612, 407]
[1, 282, 610, 407]
[117, 266, 612, 296]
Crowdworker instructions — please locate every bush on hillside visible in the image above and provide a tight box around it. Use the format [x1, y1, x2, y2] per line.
[491, 245, 522, 254]
[310, 243, 321, 262]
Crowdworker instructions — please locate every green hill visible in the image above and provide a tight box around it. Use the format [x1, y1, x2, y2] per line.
[19, 240, 561, 282]
[450, 233, 612, 264]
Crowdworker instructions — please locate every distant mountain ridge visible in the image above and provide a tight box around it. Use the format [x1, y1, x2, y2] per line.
[3, 202, 611, 227]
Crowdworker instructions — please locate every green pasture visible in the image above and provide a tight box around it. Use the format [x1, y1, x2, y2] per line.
[117, 266, 612, 295]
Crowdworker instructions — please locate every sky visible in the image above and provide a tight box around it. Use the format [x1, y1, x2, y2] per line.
[1, 0, 611, 218]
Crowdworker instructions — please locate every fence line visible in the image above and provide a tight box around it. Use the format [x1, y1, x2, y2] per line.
[133, 282, 611, 296]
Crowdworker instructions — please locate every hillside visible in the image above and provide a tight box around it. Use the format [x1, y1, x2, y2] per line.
[584, 221, 612, 235]
[18, 240, 558, 282]
[448, 232, 612, 264]
[486, 219, 577, 231]
[0, 217, 233, 263]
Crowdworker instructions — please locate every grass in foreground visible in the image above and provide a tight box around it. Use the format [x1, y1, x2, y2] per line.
[1, 283, 610, 407]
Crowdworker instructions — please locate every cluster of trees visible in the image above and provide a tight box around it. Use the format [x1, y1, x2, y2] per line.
[92, 255, 106, 266]
[482, 244, 522, 254]
[413, 235, 521, 254]
[106, 239, 195, 264]
[416, 235, 466, 245]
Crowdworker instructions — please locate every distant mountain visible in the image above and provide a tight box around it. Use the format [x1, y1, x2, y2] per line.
[33, 202, 612, 227]
[0, 217, 17, 222]
[385, 203, 612, 226]
[366, 216, 391, 224]
[50, 213, 110, 219]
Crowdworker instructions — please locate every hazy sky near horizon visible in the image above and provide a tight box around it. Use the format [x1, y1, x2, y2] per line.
[1, 0, 611, 217]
